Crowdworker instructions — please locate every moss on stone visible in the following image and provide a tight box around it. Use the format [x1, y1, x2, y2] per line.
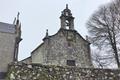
[6, 62, 120, 80]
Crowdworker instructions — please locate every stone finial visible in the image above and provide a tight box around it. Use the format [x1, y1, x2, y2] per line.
[13, 12, 20, 25]
[86, 35, 88, 40]
[46, 29, 48, 37]
[16, 12, 20, 25]
[17, 12, 20, 20]
[66, 4, 68, 9]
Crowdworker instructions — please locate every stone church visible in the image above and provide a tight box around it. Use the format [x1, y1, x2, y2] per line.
[22, 4, 93, 68]
[0, 5, 119, 80]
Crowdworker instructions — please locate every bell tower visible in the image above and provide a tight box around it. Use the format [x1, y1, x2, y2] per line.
[60, 4, 74, 30]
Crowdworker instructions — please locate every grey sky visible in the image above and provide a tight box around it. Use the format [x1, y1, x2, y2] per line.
[0, 0, 111, 60]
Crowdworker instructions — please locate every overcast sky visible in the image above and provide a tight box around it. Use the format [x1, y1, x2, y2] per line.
[0, 0, 111, 60]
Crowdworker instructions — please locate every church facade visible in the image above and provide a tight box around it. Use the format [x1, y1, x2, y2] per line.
[22, 5, 93, 68]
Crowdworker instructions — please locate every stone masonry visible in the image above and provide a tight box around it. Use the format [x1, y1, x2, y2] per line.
[31, 29, 93, 68]
[6, 62, 120, 80]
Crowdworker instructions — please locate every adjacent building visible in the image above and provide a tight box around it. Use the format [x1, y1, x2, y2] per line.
[0, 15, 21, 79]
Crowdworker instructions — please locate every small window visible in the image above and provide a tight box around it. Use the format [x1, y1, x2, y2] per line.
[67, 60, 75, 66]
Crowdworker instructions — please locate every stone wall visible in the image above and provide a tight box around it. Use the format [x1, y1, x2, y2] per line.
[6, 62, 120, 80]
[0, 32, 16, 73]
[31, 29, 93, 68]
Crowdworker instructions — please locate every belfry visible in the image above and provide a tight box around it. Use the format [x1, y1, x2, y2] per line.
[60, 4, 74, 30]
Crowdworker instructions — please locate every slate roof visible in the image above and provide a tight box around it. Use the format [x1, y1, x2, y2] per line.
[0, 22, 16, 33]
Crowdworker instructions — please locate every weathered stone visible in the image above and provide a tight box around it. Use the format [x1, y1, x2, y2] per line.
[10, 73, 15, 79]
[27, 65, 32, 68]
[6, 63, 120, 80]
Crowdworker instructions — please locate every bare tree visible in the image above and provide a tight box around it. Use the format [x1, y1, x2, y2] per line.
[87, 0, 120, 68]
[91, 49, 116, 68]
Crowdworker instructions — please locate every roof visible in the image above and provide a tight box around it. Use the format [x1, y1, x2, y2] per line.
[44, 29, 90, 44]
[0, 22, 16, 33]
